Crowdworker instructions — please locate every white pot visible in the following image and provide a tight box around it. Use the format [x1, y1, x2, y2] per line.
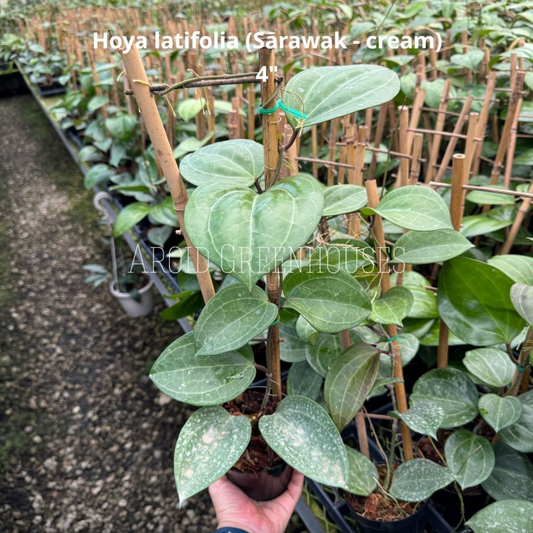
[109, 278, 154, 317]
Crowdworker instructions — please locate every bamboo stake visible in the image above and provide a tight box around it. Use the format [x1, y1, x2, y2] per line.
[408, 134, 423, 185]
[500, 179, 533, 255]
[471, 72, 496, 176]
[366, 179, 413, 461]
[259, 48, 282, 403]
[437, 155, 466, 369]
[327, 118, 341, 185]
[464, 112, 479, 179]
[120, 44, 215, 303]
[207, 96, 215, 144]
[247, 85, 255, 140]
[396, 106, 410, 188]
[434, 97, 472, 182]
[425, 80, 451, 183]
[368, 103, 388, 180]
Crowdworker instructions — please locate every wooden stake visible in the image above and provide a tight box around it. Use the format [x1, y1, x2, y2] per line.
[366, 180, 413, 461]
[396, 106, 410, 188]
[437, 155, 466, 369]
[120, 44, 215, 304]
[259, 48, 282, 402]
[500, 179, 533, 255]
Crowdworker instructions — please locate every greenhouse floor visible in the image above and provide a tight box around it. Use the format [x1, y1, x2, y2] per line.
[0, 94, 228, 533]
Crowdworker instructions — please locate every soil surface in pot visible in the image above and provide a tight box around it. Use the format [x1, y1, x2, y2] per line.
[224, 389, 282, 474]
[346, 465, 423, 521]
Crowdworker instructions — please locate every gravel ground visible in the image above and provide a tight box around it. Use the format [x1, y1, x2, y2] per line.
[0, 93, 309, 533]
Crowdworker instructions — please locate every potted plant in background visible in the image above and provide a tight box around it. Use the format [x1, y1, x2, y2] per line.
[85, 191, 154, 318]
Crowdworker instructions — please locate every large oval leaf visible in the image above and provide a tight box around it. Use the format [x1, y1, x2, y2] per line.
[389, 402, 445, 440]
[391, 271, 438, 319]
[438, 257, 525, 345]
[150, 333, 255, 406]
[323, 185, 367, 217]
[180, 139, 264, 187]
[482, 442, 533, 502]
[368, 186, 452, 231]
[284, 65, 400, 129]
[324, 344, 380, 430]
[467, 500, 533, 533]
[259, 396, 349, 488]
[344, 445, 378, 497]
[369, 286, 413, 327]
[113, 202, 151, 236]
[391, 229, 473, 265]
[287, 360, 323, 401]
[410, 368, 478, 428]
[478, 394, 523, 434]
[305, 333, 344, 377]
[284, 268, 372, 333]
[174, 406, 251, 504]
[499, 390, 533, 453]
[389, 459, 455, 502]
[511, 283, 533, 325]
[489, 255, 533, 285]
[463, 348, 516, 387]
[460, 215, 513, 238]
[308, 239, 375, 274]
[105, 114, 137, 142]
[194, 284, 277, 355]
[444, 429, 495, 489]
[185, 174, 324, 291]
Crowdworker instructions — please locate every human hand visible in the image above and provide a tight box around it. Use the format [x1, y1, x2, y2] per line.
[208, 470, 304, 533]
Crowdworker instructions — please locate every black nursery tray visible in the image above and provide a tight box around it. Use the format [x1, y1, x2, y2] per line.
[36, 80, 66, 97]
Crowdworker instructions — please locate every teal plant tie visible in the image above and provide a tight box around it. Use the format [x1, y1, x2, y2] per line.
[259, 98, 308, 120]
[386, 335, 399, 343]
[516, 364, 528, 372]
[270, 316, 281, 327]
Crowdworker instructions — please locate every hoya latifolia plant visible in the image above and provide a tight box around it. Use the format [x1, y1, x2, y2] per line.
[145, 57, 417, 503]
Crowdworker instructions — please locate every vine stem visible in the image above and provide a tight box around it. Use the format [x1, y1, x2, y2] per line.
[507, 326, 533, 396]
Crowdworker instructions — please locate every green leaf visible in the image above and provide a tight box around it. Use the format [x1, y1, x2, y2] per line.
[296, 316, 318, 345]
[173, 133, 213, 160]
[279, 323, 307, 362]
[194, 284, 277, 356]
[489, 256, 533, 285]
[305, 333, 344, 377]
[377, 333, 420, 369]
[160, 291, 204, 321]
[463, 348, 516, 387]
[369, 186, 453, 231]
[391, 271, 438, 319]
[467, 500, 533, 533]
[174, 406, 251, 504]
[389, 402, 445, 439]
[323, 185, 367, 217]
[150, 332, 255, 406]
[177, 98, 206, 121]
[180, 139, 264, 187]
[150, 196, 179, 227]
[478, 394, 523, 433]
[258, 396, 348, 488]
[147, 225, 173, 247]
[411, 368, 478, 428]
[185, 174, 324, 291]
[344, 445, 378, 497]
[87, 94, 109, 112]
[105, 114, 137, 142]
[284, 268, 372, 333]
[390, 459, 455, 502]
[444, 429, 495, 489]
[113, 202, 151, 236]
[370, 286, 413, 327]
[391, 229, 473, 265]
[466, 187, 516, 206]
[438, 257, 525, 345]
[460, 215, 513, 238]
[325, 343, 380, 430]
[511, 283, 533, 324]
[450, 50, 484, 70]
[283, 65, 400, 129]
[84, 163, 115, 189]
[499, 390, 533, 453]
[482, 442, 533, 502]
[308, 239, 375, 273]
[287, 361, 323, 401]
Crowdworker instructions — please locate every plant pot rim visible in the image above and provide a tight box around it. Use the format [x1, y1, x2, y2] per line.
[109, 277, 153, 299]
[351, 498, 429, 525]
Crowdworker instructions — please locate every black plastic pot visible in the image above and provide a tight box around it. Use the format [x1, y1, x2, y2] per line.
[432, 486, 488, 527]
[227, 460, 294, 501]
[36, 80, 66, 97]
[348, 500, 429, 533]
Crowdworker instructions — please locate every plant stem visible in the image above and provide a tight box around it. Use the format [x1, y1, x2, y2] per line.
[507, 326, 533, 396]
[120, 45, 215, 304]
[260, 47, 282, 403]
